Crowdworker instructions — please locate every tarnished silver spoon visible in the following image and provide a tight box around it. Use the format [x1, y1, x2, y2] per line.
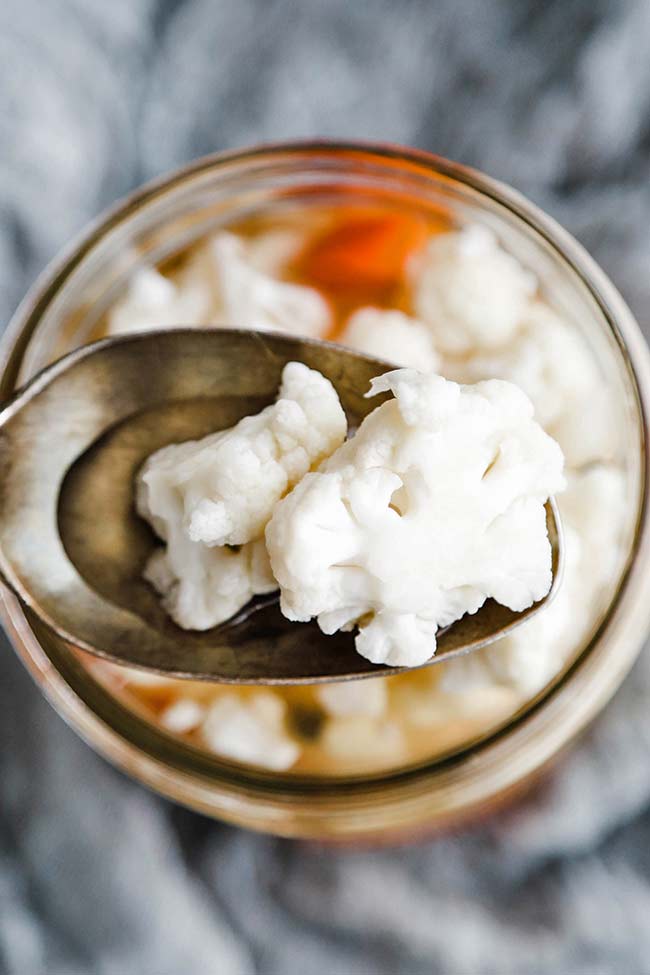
[0, 327, 562, 684]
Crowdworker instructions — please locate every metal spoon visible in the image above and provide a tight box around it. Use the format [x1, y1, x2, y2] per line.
[0, 327, 562, 684]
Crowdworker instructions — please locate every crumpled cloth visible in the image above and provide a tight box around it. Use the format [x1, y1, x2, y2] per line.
[1, 1, 650, 972]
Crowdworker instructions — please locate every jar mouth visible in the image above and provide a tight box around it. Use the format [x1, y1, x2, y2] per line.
[3, 140, 650, 835]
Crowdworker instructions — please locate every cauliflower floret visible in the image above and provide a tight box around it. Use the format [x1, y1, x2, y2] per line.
[139, 362, 346, 549]
[439, 524, 581, 697]
[440, 464, 627, 696]
[390, 668, 516, 730]
[340, 307, 440, 371]
[201, 692, 299, 770]
[266, 369, 565, 668]
[107, 266, 211, 335]
[138, 362, 346, 629]
[444, 302, 598, 427]
[549, 386, 619, 468]
[320, 714, 406, 767]
[241, 229, 305, 276]
[159, 698, 206, 734]
[170, 230, 305, 312]
[560, 464, 627, 568]
[106, 230, 330, 340]
[211, 233, 331, 338]
[412, 225, 536, 355]
[444, 301, 620, 466]
[316, 679, 388, 718]
[142, 537, 275, 631]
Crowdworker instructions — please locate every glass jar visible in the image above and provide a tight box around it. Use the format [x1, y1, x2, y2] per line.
[2, 142, 650, 841]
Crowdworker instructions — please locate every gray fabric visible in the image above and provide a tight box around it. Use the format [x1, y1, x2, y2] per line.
[1, 1, 650, 972]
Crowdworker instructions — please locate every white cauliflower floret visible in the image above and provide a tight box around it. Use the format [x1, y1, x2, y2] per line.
[444, 301, 620, 466]
[440, 464, 627, 696]
[267, 369, 565, 668]
[439, 524, 581, 697]
[340, 307, 440, 371]
[316, 679, 388, 718]
[201, 692, 299, 770]
[140, 362, 346, 549]
[177, 230, 305, 300]
[142, 537, 275, 631]
[390, 668, 515, 730]
[138, 362, 346, 629]
[412, 225, 536, 355]
[549, 386, 619, 468]
[444, 302, 598, 427]
[240, 229, 305, 276]
[107, 266, 211, 335]
[211, 233, 331, 338]
[560, 464, 627, 567]
[320, 714, 406, 767]
[159, 698, 206, 734]
[106, 230, 329, 340]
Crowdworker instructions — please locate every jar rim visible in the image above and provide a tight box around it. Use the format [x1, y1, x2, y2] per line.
[3, 140, 650, 839]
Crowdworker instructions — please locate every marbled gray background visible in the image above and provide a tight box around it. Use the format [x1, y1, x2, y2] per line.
[2, 1, 650, 972]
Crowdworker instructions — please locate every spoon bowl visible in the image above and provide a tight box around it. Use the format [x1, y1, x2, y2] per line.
[0, 328, 563, 683]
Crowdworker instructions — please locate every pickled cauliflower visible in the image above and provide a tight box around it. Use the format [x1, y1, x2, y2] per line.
[107, 231, 330, 339]
[412, 225, 536, 355]
[108, 266, 211, 335]
[340, 307, 439, 371]
[440, 464, 626, 696]
[443, 301, 618, 466]
[316, 679, 388, 717]
[142, 536, 274, 632]
[138, 362, 346, 629]
[210, 233, 331, 338]
[201, 692, 299, 770]
[266, 369, 565, 667]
